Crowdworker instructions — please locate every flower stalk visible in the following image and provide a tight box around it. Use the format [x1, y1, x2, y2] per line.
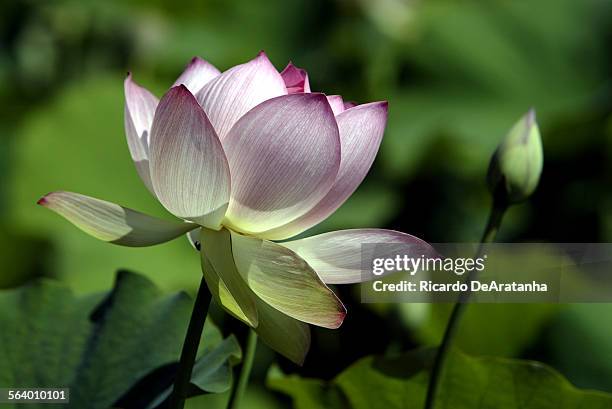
[424, 109, 542, 409]
[169, 275, 212, 409]
[423, 196, 507, 409]
[227, 329, 258, 409]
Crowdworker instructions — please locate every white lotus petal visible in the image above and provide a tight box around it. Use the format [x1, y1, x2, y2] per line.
[282, 229, 437, 284]
[222, 93, 341, 237]
[261, 102, 387, 239]
[231, 231, 346, 329]
[196, 52, 287, 139]
[124, 74, 159, 193]
[149, 86, 231, 229]
[172, 57, 221, 94]
[38, 191, 195, 246]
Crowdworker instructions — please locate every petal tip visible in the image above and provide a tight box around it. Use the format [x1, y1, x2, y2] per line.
[168, 83, 195, 99]
[526, 107, 537, 125]
[333, 308, 347, 329]
[379, 101, 389, 117]
[327, 299, 347, 329]
[124, 72, 137, 87]
[37, 191, 61, 206]
[282, 61, 305, 72]
[254, 50, 275, 67]
[282, 61, 298, 72]
[280, 62, 310, 93]
[187, 56, 211, 69]
[368, 100, 388, 112]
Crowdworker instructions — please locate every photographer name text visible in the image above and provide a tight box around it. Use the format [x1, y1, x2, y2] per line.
[373, 280, 548, 293]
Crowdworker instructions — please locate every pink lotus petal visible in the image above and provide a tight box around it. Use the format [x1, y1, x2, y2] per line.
[149, 86, 231, 229]
[282, 229, 437, 284]
[196, 51, 287, 139]
[280, 62, 311, 93]
[172, 56, 221, 94]
[222, 93, 340, 237]
[124, 74, 159, 193]
[261, 102, 388, 239]
[327, 95, 345, 116]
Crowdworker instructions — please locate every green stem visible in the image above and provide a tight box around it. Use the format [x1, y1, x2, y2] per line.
[169, 275, 212, 409]
[423, 197, 508, 409]
[227, 329, 258, 409]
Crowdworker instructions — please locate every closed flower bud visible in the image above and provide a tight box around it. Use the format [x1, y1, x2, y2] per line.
[487, 109, 543, 203]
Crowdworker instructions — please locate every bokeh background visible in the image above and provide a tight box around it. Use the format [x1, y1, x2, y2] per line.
[2, 0, 612, 407]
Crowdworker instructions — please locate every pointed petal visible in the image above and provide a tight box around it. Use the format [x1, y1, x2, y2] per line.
[223, 93, 340, 237]
[200, 228, 258, 327]
[280, 62, 311, 93]
[262, 102, 388, 239]
[282, 229, 437, 284]
[149, 86, 231, 229]
[124, 74, 159, 194]
[230, 231, 346, 329]
[326, 95, 345, 116]
[37, 191, 196, 246]
[255, 298, 311, 365]
[172, 57, 221, 94]
[196, 52, 287, 139]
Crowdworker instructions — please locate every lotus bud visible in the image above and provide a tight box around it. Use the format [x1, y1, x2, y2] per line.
[487, 109, 543, 204]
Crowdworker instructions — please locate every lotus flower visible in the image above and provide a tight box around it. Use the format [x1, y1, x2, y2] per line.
[38, 52, 434, 364]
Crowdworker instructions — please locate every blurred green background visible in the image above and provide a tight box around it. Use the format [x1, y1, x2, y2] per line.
[2, 0, 612, 407]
